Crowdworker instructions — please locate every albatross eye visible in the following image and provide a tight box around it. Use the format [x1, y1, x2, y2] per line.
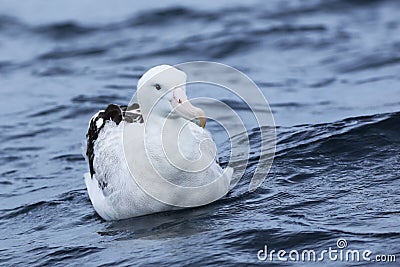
[154, 84, 161, 90]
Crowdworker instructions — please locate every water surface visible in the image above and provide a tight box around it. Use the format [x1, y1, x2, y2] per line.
[0, 0, 399, 266]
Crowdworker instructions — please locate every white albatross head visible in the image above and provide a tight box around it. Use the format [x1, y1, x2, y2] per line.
[137, 65, 206, 128]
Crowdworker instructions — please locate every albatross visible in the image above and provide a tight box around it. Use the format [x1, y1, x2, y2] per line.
[84, 65, 234, 220]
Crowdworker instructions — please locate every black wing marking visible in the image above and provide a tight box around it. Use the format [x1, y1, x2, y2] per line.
[121, 103, 144, 123]
[86, 103, 143, 181]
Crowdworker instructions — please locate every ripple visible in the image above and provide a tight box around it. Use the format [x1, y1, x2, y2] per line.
[251, 24, 327, 36]
[5, 128, 54, 141]
[126, 6, 217, 27]
[34, 21, 97, 40]
[71, 94, 125, 104]
[28, 105, 68, 117]
[51, 154, 85, 162]
[30, 246, 103, 266]
[38, 47, 108, 60]
[337, 53, 400, 73]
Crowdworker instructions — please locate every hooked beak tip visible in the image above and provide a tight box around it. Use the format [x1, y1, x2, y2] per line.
[199, 116, 206, 128]
[195, 108, 206, 128]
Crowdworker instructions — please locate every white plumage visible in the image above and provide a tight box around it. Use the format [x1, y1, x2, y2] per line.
[84, 65, 233, 220]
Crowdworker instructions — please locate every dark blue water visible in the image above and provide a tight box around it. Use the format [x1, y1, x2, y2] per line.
[0, 0, 399, 266]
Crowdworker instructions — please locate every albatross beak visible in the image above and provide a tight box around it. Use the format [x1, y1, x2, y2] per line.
[171, 87, 206, 128]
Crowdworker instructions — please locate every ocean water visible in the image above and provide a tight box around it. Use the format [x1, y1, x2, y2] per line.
[0, 0, 399, 266]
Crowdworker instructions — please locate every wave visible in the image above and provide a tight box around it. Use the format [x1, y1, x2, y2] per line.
[276, 111, 399, 156]
[26, 246, 103, 266]
[0, 189, 87, 221]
